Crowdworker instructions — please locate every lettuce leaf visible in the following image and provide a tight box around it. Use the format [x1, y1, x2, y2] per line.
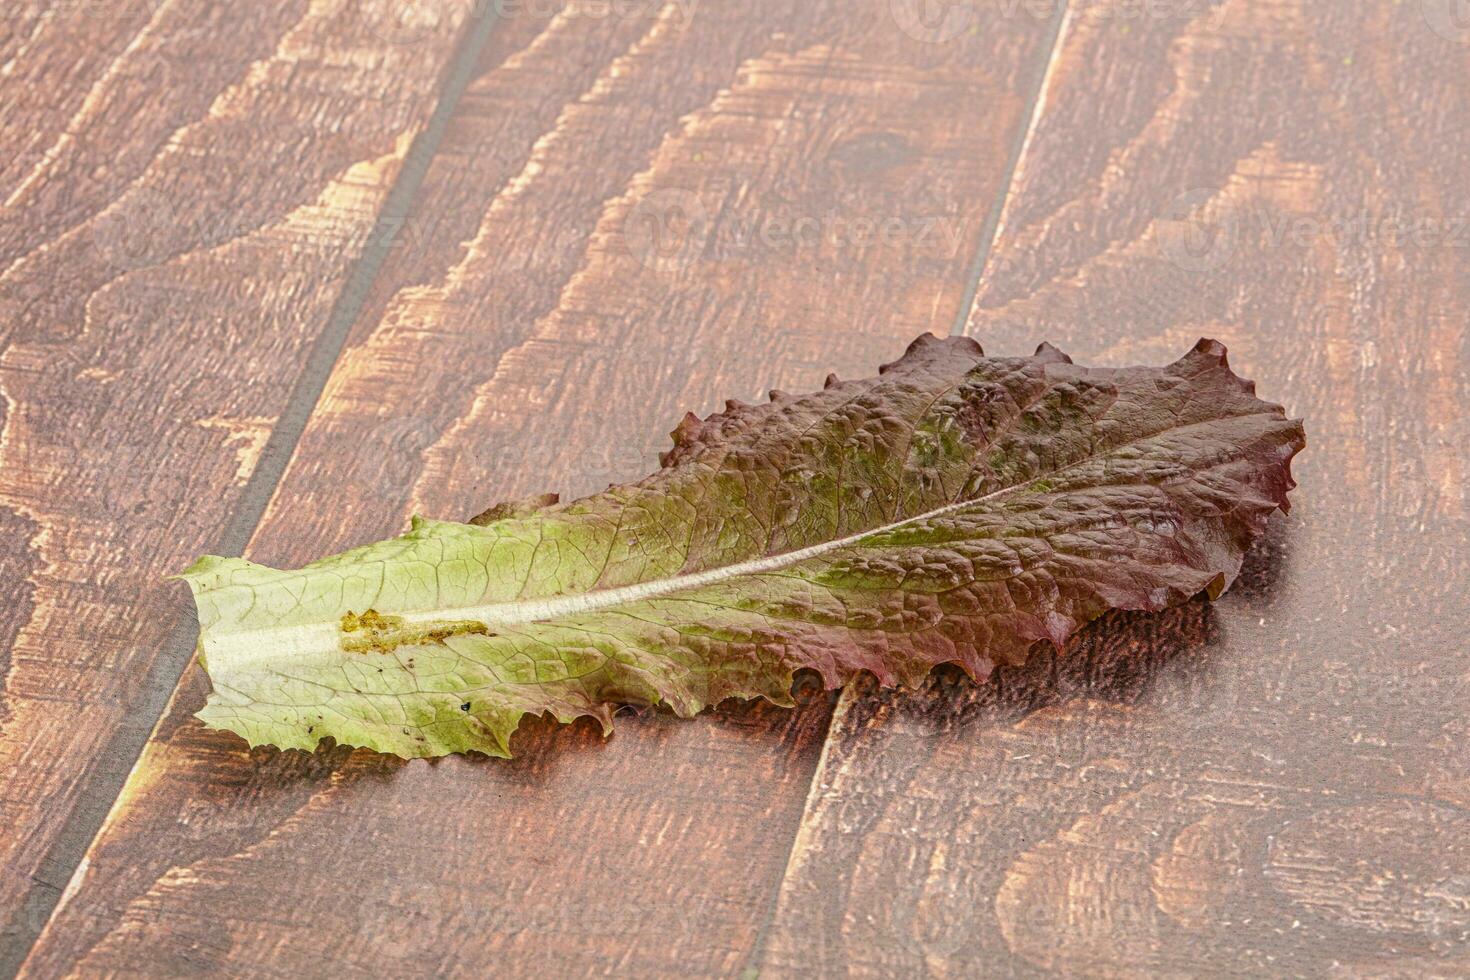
[180, 335, 1304, 758]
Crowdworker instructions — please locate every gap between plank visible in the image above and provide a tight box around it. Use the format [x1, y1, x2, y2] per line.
[947, 0, 1072, 339]
[744, 4, 1074, 973]
[0, 9, 509, 977]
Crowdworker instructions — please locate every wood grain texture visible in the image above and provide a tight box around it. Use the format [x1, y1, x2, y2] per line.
[0, 0, 478, 959]
[759, 0, 1470, 975]
[20, 2, 1063, 976]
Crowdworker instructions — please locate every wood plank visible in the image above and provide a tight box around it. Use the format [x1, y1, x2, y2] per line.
[759, 1, 1470, 975]
[22, 2, 1065, 976]
[0, 2, 166, 216]
[0, 0, 483, 964]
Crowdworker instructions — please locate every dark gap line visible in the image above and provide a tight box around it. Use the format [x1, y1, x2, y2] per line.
[743, 6, 1075, 973]
[948, 0, 1071, 338]
[0, 8, 507, 976]
[740, 685, 847, 978]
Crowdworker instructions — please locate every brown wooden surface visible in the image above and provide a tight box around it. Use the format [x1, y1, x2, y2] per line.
[0, 0, 483, 966]
[4, 0, 1468, 977]
[11, 1, 1060, 976]
[763, 1, 1470, 975]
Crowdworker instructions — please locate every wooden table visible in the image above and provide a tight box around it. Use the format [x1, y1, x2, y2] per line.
[1, 2, 1466, 976]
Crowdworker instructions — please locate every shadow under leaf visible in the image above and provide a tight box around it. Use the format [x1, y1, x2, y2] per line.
[843, 597, 1220, 739]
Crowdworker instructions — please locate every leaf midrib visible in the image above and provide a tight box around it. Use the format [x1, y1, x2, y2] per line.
[202, 407, 1280, 675]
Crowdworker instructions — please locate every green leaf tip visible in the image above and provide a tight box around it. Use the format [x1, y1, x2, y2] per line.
[180, 335, 1304, 758]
